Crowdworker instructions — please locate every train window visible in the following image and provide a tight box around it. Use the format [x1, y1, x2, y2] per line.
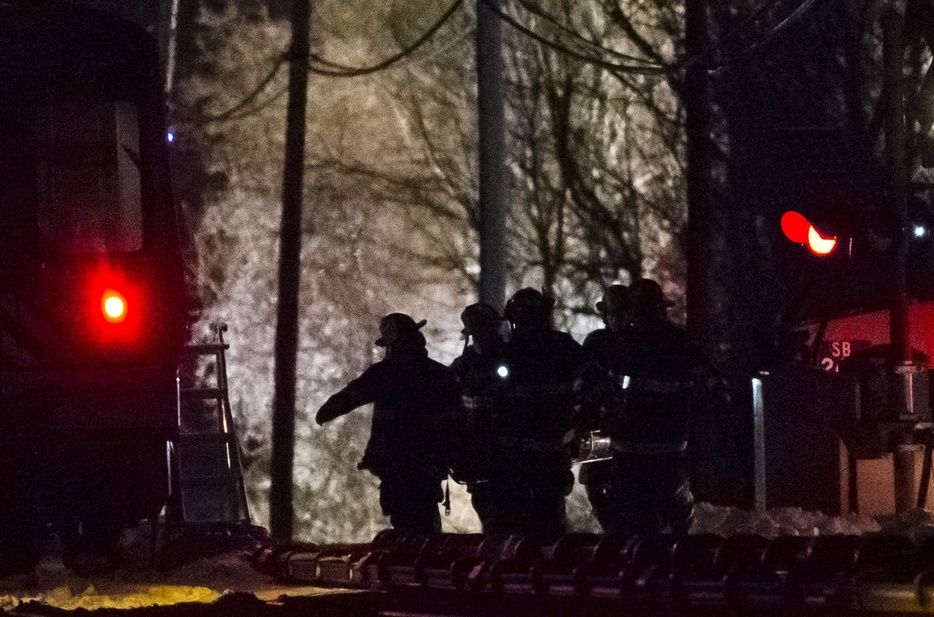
[34, 99, 143, 253]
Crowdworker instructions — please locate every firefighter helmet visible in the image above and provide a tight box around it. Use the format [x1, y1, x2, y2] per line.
[595, 284, 630, 316]
[460, 303, 503, 336]
[503, 287, 555, 327]
[375, 313, 427, 347]
[628, 279, 673, 310]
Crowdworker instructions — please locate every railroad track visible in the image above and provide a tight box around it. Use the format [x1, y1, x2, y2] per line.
[247, 529, 934, 616]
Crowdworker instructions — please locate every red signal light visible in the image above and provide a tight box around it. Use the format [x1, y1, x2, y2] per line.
[806, 226, 837, 256]
[101, 289, 127, 323]
[781, 210, 837, 256]
[781, 211, 810, 243]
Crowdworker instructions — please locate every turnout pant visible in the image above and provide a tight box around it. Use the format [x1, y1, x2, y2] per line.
[484, 452, 574, 545]
[378, 473, 443, 534]
[606, 451, 694, 538]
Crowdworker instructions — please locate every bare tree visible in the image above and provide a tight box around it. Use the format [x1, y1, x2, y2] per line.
[177, 0, 922, 534]
[329, 0, 690, 333]
[501, 0, 686, 320]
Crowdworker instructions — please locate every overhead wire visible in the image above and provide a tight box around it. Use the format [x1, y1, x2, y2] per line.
[201, 0, 821, 123]
[679, 0, 783, 71]
[203, 0, 660, 126]
[512, 0, 661, 67]
[198, 0, 464, 123]
[477, 0, 665, 75]
[202, 54, 288, 122]
[306, 0, 466, 77]
[706, 0, 828, 74]
[214, 84, 289, 122]
[730, 0, 825, 60]
[496, 0, 826, 76]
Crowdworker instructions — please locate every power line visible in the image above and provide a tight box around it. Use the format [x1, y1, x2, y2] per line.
[307, 0, 465, 77]
[215, 83, 289, 122]
[680, 0, 781, 71]
[492, 0, 826, 78]
[511, 0, 662, 68]
[202, 0, 822, 124]
[724, 0, 825, 65]
[200, 0, 464, 123]
[478, 0, 665, 75]
[705, 0, 828, 74]
[202, 54, 288, 122]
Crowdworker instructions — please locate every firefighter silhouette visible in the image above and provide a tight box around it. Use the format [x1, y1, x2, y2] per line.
[483, 288, 583, 544]
[600, 278, 718, 538]
[575, 283, 630, 532]
[449, 303, 508, 530]
[315, 313, 458, 534]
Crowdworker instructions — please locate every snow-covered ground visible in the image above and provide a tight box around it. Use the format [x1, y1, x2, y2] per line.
[0, 503, 930, 612]
[0, 524, 333, 612]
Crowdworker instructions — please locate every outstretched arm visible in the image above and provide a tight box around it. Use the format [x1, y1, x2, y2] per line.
[315, 370, 379, 425]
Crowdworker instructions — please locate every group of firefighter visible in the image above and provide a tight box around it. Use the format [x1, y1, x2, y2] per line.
[315, 279, 727, 545]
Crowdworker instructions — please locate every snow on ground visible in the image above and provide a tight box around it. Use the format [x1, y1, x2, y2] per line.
[689, 502, 883, 539]
[0, 524, 336, 612]
[0, 503, 929, 612]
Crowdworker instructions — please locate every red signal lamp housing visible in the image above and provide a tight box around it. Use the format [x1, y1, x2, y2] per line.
[781, 210, 838, 256]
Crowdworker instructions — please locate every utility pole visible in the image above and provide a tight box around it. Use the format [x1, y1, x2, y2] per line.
[476, 0, 507, 310]
[269, 0, 310, 542]
[685, 0, 739, 506]
[884, 6, 910, 366]
[882, 4, 926, 515]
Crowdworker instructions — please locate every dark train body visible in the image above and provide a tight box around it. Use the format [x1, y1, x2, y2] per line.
[0, 1, 186, 560]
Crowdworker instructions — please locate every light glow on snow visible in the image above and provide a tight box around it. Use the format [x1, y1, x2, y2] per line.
[0, 504, 926, 611]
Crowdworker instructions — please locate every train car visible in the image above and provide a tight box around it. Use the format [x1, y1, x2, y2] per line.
[0, 1, 187, 569]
